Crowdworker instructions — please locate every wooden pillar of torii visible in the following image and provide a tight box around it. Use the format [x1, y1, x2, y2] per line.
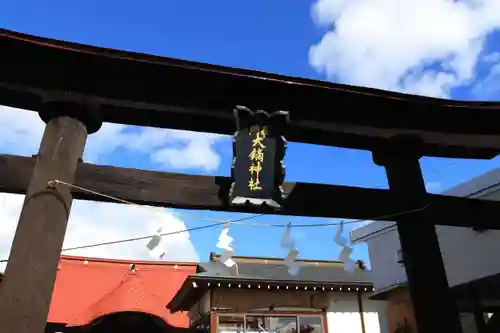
[373, 135, 463, 333]
[0, 100, 102, 333]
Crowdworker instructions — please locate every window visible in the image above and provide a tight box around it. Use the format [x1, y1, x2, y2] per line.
[298, 316, 322, 333]
[457, 311, 499, 333]
[458, 313, 477, 333]
[396, 249, 404, 265]
[218, 315, 245, 333]
[218, 314, 322, 333]
[246, 315, 297, 333]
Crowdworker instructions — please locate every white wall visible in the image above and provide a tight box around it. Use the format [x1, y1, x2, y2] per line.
[351, 222, 405, 292]
[352, 222, 500, 290]
[326, 293, 388, 333]
[436, 225, 500, 286]
[351, 168, 500, 290]
[436, 168, 500, 287]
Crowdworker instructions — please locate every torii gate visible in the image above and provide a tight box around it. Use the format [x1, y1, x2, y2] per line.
[2, 28, 500, 333]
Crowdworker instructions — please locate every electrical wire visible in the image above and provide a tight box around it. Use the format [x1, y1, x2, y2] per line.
[48, 159, 456, 226]
[59, 201, 429, 254]
[0, 161, 455, 264]
[0, 203, 429, 265]
[48, 178, 430, 229]
[0, 205, 428, 263]
[0, 214, 264, 263]
[61, 214, 262, 252]
[370, 163, 457, 189]
[47, 179, 256, 225]
[0, 184, 430, 264]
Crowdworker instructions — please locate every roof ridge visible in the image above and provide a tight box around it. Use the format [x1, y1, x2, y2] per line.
[60, 255, 198, 266]
[65, 273, 172, 327]
[65, 273, 134, 326]
[209, 252, 343, 265]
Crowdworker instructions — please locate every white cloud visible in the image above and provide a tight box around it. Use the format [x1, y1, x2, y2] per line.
[0, 193, 199, 272]
[0, 104, 232, 269]
[482, 52, 500, 64]
[0, 106, 44, 156]
[472, 59, 500, 99]
[152, 137, 221, 171]
[95, 125, 226, 171]
[62, 201, 199, 262]
[0, 105, 228, 170]
[309, 0, 500, 97]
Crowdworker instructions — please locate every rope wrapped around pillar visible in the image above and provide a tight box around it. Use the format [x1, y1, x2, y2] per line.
[0, 99, 102, 333]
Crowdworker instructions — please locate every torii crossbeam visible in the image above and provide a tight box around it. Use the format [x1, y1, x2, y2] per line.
[2, 28, 500, 333]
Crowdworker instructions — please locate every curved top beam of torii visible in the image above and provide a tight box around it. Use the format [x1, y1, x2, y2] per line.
[1, 28, 500, 159]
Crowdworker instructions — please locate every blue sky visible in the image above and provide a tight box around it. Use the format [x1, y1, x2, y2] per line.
[1, 0, 500, 267]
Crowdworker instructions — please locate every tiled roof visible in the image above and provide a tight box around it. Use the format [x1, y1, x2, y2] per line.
[48, 255, 197, 327]
[167, 255, 373, 312]
[197, 259, 372, 284]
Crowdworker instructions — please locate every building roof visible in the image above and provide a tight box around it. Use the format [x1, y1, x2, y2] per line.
[369, 272, 500, 304]
[2, 28, 500, 158]
[350, 168, 500, 297]
[167, 254, 373, 312]
[368, 282, 408, 300]
[451, 271, 500, 302]
[48, 255, 197, 327]
[440, 167, 500, 199]
[350, 167, 500, 243]
[201, 253, 372, 284]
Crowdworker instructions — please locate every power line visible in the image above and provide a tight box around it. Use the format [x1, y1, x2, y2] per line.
[48, 160, 457, 217]
[0, 203, 429, 264]
[0, 162, 456, 264]
[0, 214, 264, 263]
[370, 163, 457, 189]
[62, 223, 223, 252]
[50, 178, 429, 231]
[46, 179, 255, 225]
[0, 195, 429, 264]
[62, 214, 263, 252]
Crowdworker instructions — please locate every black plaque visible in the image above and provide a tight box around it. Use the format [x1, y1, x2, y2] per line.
[229, 105, 289, 209]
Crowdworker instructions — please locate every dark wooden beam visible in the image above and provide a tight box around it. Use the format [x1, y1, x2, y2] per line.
[373, 137, 462, 333]
[2, 29, 500, 158]
[2, 153, 500, 229]
[2, 84, 498, 159]
[0, 115, 89, 333]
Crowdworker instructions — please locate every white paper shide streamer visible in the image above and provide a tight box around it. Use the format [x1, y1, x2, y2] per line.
[284, 248, 300, 276]
[280, 222, 295, 249]
[217, 224, 236, 267]
[334, 221, 356, 273]
[220, 249, 236, 268]
[146, 227, 167, 260]
[281, 223, 301, 276]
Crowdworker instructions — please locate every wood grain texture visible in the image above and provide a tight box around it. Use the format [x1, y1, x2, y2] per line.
[0, 117, 88, 333]
[1, 154, 500, 229]
[2, 29, 500, 158]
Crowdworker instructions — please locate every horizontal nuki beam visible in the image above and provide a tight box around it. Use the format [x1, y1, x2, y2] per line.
[1, 154, 500, 229]
[1, 29, 500, 158]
